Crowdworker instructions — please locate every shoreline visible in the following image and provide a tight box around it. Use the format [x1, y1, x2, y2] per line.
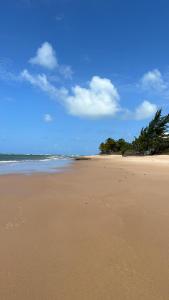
[0, 161, 73, 177]
[0, 156, 169, 299]
[0, 157, 73, 176]
[1, 154, 169, 177]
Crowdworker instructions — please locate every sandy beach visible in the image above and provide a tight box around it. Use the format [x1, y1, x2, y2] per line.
[0, 155, 169, 300]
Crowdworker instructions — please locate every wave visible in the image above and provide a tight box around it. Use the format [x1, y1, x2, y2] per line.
[0, 154, 71, 163]
[0, 155, 72, 175]
[0, 160, 18, 164]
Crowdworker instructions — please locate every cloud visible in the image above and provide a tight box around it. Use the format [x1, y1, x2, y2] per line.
[21, 69, 158, 120]
[21, 69, 68, 99]
[123, 100, 157, 120]
[44, 113, 53, 122]
[140, 69, 167, 92]
[21, 71, 120, 118]
[29, 42, 73, 79]
[134, 100, 157, 120]
[29, 42, 58, 70]
[65, 76, 120, 118]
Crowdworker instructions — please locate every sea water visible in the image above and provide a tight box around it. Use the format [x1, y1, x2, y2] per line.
[0, 154, 72, 175]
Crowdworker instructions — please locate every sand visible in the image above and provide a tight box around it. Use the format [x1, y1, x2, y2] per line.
[0, 155, 169, 300]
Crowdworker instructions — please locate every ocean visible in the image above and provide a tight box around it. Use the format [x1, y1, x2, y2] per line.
[0, 154, 73, 175]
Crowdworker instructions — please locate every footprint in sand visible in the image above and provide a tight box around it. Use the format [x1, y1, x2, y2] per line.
[5, 218, 25, 230]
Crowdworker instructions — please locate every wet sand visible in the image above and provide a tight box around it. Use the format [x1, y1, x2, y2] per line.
[0, 155, 169, 300]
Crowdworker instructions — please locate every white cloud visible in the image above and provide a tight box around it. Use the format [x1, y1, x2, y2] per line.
[21, 69, 158, 121]
[21, 69, 68, 99]
[29, 42, 58, 70]
[140, 69, 167, 92]
[21, 71, 120, 119]
[44, 114, 53, 122]
[29, 42, 73, 79]
[134, 100, 157, 120]
[65, 76, 120, 118]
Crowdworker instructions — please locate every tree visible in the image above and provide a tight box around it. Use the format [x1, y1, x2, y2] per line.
[99, 142, 107, 154]
[99, 138, 117, 154]
[99, 137, 131, 154]
[99, 109, 169, 156]
[132, 109, 169, 155]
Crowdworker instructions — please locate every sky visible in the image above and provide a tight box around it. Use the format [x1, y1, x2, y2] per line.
[1, 0, 169, 155]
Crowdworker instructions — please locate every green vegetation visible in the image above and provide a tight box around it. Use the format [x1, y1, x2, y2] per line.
[99, 138, 131, 155]
[99, 109, 169, 156]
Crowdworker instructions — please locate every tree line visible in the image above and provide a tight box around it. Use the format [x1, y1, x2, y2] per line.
[99, 109, 169, 155]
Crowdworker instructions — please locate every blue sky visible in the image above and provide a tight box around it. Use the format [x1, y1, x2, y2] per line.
[1, 0, 169, 155]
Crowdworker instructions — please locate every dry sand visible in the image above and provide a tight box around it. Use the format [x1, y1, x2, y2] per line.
[0, 155, 169, 300]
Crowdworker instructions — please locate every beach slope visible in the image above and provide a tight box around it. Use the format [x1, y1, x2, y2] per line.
[0, 155, 169, 300]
